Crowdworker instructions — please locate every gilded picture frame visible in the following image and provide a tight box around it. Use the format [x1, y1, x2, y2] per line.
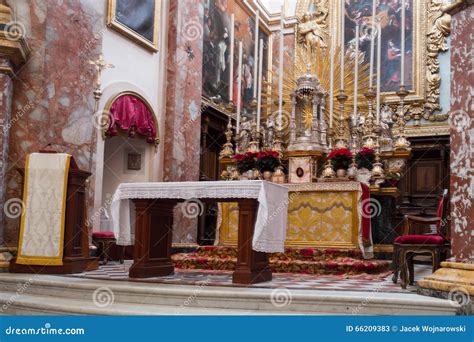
[107, 0, 160, 52]
[294, 0, 460, 136]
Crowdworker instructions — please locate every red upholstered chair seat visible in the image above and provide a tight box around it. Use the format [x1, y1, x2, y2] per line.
[394, 235, 447, 245]
[92, 231, 115, 239]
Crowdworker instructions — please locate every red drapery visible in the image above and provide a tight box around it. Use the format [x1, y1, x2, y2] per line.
[106, 95, 157, 144]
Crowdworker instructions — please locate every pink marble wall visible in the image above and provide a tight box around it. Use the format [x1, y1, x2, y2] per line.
[449, 4, 474, 262]
[3, 0, 104, 245]
[164, 0, 204, 243]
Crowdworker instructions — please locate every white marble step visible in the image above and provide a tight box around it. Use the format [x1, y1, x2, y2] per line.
[0, 273, 459, 315]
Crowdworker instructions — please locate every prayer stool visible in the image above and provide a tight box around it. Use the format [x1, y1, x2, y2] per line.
[92, 232, 123, 265]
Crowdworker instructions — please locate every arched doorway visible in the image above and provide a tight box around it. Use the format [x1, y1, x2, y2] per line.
[98, 92, 159, 233]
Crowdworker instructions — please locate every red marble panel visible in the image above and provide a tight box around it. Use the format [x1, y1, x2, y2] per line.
[449, 4, 474, 262]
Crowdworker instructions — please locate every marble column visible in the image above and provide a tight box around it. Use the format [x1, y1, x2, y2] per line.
[448, 4, 474, 262]
[418, 4, 474, 306]
[164, 0, 204, 244]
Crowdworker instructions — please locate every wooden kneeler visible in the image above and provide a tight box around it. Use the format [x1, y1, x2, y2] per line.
[9, 151, 98, 274]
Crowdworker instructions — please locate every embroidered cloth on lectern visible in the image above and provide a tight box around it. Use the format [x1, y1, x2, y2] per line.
[16, 153, 71, 266]
[111, 181, 289, 253]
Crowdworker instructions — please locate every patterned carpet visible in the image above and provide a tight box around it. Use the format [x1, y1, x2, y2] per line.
[172, 246, 391, 276]
[70, 260, 433, 293]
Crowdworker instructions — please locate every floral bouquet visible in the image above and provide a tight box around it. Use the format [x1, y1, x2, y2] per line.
[233, 152, 256, 173]
[327, 148, 353, 170]
[355, 147, 375, 170]
[255, 150, 280, 172]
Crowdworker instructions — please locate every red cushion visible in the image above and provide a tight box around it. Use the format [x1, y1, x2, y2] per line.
[93, 231, 115, 239]
[394, 235, 447, 245]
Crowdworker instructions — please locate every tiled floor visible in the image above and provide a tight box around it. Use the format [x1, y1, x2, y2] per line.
[71, 261, 433, 294]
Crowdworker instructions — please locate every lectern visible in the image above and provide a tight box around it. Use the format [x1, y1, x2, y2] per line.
[9, 151, 98, 274]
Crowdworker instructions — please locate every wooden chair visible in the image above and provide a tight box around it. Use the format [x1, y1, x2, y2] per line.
[392, 189, 450, 289]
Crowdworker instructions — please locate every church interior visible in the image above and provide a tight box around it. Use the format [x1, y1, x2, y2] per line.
[0, 0, 472, 316]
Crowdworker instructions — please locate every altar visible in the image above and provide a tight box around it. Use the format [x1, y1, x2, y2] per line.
[217, 181, 374, 258]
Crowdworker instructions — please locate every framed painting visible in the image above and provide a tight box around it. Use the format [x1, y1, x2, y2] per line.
[295, 0, 458, 135]
[107, 0, 160, 52]
[202, 0, 272, 119]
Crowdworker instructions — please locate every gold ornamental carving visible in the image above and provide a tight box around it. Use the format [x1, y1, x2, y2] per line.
[293, 0, 463, 137]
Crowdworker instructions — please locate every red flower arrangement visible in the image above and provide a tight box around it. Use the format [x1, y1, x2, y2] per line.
[327, 148, 353, 170]
[355, 147, 375, 170]
[255, 150, 281, 172]
[233, 152, 256, 173]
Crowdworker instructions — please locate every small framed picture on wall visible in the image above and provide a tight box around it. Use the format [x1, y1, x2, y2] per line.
[127, 152, 142, 171]
[107, 0, 160, 52]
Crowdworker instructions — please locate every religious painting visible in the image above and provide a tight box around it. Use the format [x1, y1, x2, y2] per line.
[202, 0, 270, 117]
[344, 0, 413, 93]
[127, 152, 142, 171]
[107, 0, 160, 52]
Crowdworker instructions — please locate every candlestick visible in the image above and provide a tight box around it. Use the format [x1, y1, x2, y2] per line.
[253, 10, 259, 99]
[400, 0, 406, 86]
[340, 0, 345, 91]
[376, 21, 381, 125]
[229, 14, 235, 104]
[256, 38, 263, 131]
[369, 0, 376, 88]
[353, 24, 359, 126]
[278, 6, 285, 131]
[329, 23, 336, 129]
[236, 41, 243, 134]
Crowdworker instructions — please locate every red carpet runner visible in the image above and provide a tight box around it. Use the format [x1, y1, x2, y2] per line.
[173, 246, 390, 276]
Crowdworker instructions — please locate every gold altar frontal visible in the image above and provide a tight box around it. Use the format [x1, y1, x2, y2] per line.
[217, 182, 362, 249]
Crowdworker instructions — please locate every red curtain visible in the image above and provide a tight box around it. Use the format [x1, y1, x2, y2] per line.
[106, 95, 157, 144]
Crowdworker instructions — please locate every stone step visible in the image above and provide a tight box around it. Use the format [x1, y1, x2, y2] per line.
[0, 273, 460, 315]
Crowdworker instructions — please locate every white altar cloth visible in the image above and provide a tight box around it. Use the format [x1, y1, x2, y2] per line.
[111, 181, 289, 253]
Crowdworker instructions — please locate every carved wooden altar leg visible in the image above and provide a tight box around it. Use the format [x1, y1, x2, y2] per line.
[129, 199, 175, 278]
[232, 199, 272, 284]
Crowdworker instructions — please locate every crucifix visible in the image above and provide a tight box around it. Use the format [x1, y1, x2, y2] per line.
[89, 54, 114, 100]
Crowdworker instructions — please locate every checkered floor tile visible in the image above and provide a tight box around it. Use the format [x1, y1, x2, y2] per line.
[70, 261, 433, 293]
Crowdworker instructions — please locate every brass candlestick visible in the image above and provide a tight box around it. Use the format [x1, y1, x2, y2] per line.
[219, 116, 235, 159]
[393, 85, 411, 151]
[322, 128, 336, 179]
[370, 123, 385, 187]
[361, 87, 378, 150]
[247, 120, 261, 153]
[334, 90, 349, 149]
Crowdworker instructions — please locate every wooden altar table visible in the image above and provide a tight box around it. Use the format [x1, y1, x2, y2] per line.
[111, 181, 288, 284]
